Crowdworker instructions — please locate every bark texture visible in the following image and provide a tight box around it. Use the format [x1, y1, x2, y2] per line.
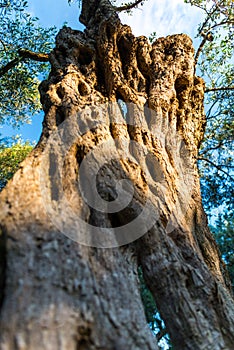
[0, 1, 233, 349]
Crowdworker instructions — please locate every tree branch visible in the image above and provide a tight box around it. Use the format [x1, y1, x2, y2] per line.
[198, 157, 234, 181]
[0, 49, 49, 78]
[0, 57, 23, 78]
[194, 36, 207, 67]
[200, 140, 233, 154]
[205, 86, 234, 93]
[209, 20, 234, 31]
[114, 0, 145, 12]
[213, 0, 231, 16]
[0, 38, 9, 54]
[18, 49, 49, 62]
[199, 141, 224, 155]
[194, 1, 233, 67]
[206, 99, 218, 119]
[198, 3, 220, 35]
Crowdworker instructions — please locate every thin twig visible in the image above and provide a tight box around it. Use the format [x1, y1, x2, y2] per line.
[209, 20, 234, 31]
[206, 110, 223, 120]
[0, 38, 8, 54]
[213, 0, 232, 16]
[205, 86, 234, 93]
[198, 157, 234, 180]
[198, 3, 220, 35]
[206, 99, 219, 119]
[200, 140, 233, 154]
[199, 141, 224, 154]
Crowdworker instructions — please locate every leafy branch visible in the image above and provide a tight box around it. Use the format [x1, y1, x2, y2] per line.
[194, 0, 233, 67]
[0, 49, 49, 78]
[198, 1, 221, 35]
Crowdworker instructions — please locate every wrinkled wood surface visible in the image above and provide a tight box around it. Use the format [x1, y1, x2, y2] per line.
[0, 1, 233, 349]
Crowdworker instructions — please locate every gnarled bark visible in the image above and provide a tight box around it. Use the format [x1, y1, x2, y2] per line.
[0, 1, 233, 349]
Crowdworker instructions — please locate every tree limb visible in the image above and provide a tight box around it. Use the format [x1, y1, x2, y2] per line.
[194, 36, 207, 67]
[205, 86, 234, 93]
[114, 0, 145, 12]
[198, 157, 234, 181]
[18, 49, 49, 62]
[0, 49, 49, 78]
[0, 57, 23, 78]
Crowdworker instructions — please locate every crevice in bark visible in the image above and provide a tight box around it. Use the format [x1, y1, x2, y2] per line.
[55, 107, 67, 126]
[78, 47, 94, 66]
[96, 60, 107, 96]
[78, 81, 89, 96]
[76, 144, 86, 167]
[0, 1, 233, 349]
[108, 199, 145, 229]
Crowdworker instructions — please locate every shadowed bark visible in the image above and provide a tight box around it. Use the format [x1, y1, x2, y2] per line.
[0, 1, 233, 349]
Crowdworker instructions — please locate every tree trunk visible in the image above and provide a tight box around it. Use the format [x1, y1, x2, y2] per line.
[0, 1, 233, 349]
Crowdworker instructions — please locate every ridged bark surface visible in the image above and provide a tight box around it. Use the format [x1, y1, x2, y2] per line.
[0, 1, 233, 349]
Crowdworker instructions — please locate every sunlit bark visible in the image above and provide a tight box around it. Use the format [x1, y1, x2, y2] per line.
[0, 1, 233, 349]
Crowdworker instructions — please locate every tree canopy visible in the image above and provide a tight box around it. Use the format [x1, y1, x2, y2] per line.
[0, 0, 56, 126]
[0, 137, 33, 190]
[189, 0, 234, 221]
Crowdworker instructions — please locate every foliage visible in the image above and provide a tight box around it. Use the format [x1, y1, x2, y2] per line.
[183, 0, 234, 281]
[138, 267, 174, 349]
[211, 213, 234, 289]
[186, 1, 234, 217]
[0, 137, 33, 190]
[138, 267, 158, 330]
[0, 0, 57, 127]
[68, 0, 82, 6]
[181, 1, 234, 275]
[148, 31, 157, 43]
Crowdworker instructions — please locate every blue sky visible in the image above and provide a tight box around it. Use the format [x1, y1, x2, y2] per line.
[1, 0, 205, 144]
[27, 0, 83, 29]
